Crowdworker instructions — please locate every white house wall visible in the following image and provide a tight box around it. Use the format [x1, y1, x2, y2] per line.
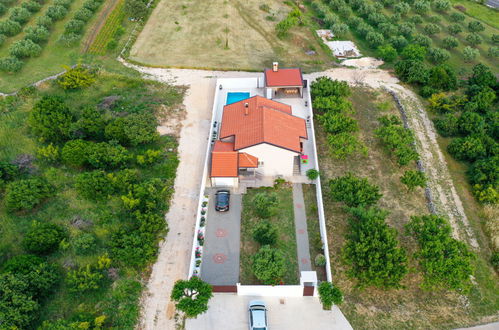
[211, 177, 238, 187]
[240, 143, 296, 177]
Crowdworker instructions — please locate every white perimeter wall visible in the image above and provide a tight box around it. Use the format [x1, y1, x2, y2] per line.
[237, 284, 305, 297]
[240, 143, 296, 177]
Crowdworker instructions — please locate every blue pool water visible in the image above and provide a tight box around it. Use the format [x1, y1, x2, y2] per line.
[226, 92, 250, 105]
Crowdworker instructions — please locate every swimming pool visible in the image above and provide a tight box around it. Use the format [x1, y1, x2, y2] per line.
[226, 92, 250, 105]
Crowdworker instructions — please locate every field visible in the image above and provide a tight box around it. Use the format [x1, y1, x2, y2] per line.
[128, 0, 333, 72]
[450, 0, 499, 29]
[316, 87, 499, 329]
[87, 0, 125, 54]
[0, 70, 184, 328]
[239, 185, 300, 285]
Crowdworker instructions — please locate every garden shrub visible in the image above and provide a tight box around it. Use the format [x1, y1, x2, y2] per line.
[406, 215, 474, 292]
[75, 170, 113, 200]
[434, 113, 459, 137]
[252, 245, 285, 285]
[4, 177, 52, 212]
[57, 65, 96, 89]
[28, 95, 73, 142]
[318, 112, 358, 134]
[377, 44, 397, 62]
[344, 206, 408, 288]
[252, 221, 278, 245]
[72, 232, 97, 255]
[23, 222, 67, 254]
[171, 277, 213, 318]
[318, 282, 343, 309]
[400, 170, 426, 190]
[306, 169, 319, 180]
[447, 136, 487, 161]
[329, 173, 382, 207]
[24, 25, 50, 43]
[66, 264, 103, 293]
[315, 254, 326, 267]
[9, 39, 42, 58]
[0, 19, 22, 36]
[327, 132, 367, 159]
[252, 192, 279, 218]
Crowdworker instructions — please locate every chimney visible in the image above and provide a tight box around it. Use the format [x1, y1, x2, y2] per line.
[244, 102, 249, 115]
[272, 62, 278, 72]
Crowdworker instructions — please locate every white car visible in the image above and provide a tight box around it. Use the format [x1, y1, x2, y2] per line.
[248, 300, 268, 330]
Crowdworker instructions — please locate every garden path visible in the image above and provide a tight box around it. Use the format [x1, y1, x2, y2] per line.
[292, 183, 312, 272]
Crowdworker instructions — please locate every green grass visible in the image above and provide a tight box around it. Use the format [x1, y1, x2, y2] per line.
[315, 87, 499, 329]
[0, 71, 184, 327]
[450, 0, 499, 29]
[88, 0, 125, 54]
[239, 184, 299, 285]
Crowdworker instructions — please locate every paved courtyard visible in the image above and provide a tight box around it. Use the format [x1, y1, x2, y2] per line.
[200, 189, 242, 285]
[186, 294, 353, 330]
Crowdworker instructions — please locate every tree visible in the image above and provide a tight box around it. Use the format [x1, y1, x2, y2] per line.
[75, 170, 114, 200]
[428, 64, 457, 91]
[73, 106, 107, 139]
[46, 5, 68, 20]
[448, 24, 463, 35]
[104, 113, 159, 146]
[23, 222, 67, 254]
[463, 46, 479, 62]
[24, 25, 49, 43]
[449, 12, 465, 22]
[410, 14, 423, 24]
[434, 113, 459, 137]
[458, 111, 485, 135]
[64, 19, 85, 34]
[488, 46, 499, 58]
[312, 96, 352, 114]
[318, 282, 343, 310]
[36, 15, 53, 28]
[468, 64, 497, 89]
[125, 0, 148, 19]
[327, 132, 367, 159]
[329, 173, 382, 207]
[252, 245, 286, 284]
[0, 273, 39, 329]
[0, 56, 23, 73]
[61, 139, 89, 167]
[423, 23, 440, 36]
[28, 95, 73, 142]
[0, 20, 22, 37]
[389, 35, 408, 50]
[468, 21, 485, 33]
[110, 230, 157, 267]
[393, 2, 410, 15]
[366, 31, 384, 47]
[252, 221, 278, 245]
[311, 77, 350, 99]
[447, 136, 486, 161]
[4, 177, 52, 212]
[414, 0, 430, 14]
[318, 112, 358, 134]
[9, 7, 31, 24]
[466, 33, 482, 47]
[406, 215, 474, 292]
[412, 33, 432, 47]
[468, 156, 498, 187]
[427, 47, 450, 64]
[252, 192, 279, 218]
[57, 65, 96, 89]
[401, 44, 427, 61]
[343, 206, 408, 288]
[400, 170, 426, 190]
[74, 7, 93, 21]
[434, 0, 450, 11]
[0, 162, 19, 189]
[375, 116, 419, 165]
[9, 39, 42, 58]
[331, 23, 349, 37]
[171, 277, 213, 318]
[442, 36, 459, 49]
[377, 44, 397, 62]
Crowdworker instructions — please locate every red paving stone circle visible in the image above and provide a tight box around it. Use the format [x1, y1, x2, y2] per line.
[298, 229, 305, 234]
[215, 228, 227, 237]
[301, 258, 309, 265]
[213, 253, 227, 264]
[296, 203, 303, 208]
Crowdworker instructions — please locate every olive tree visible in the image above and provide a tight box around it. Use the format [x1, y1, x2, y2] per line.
[171, 277, 213, 318]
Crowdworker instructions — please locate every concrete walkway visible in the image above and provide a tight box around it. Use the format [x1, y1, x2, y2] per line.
[292, 183, 312, 272]
[201, 190, 242, 285]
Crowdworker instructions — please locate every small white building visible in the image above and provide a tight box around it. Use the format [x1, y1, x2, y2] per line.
[264, 63, 304, 99]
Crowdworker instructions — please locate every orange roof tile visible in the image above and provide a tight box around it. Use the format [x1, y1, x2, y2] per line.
[264, 68, 303, 87]
[219, 96, 307, 153]
[239, 153, 258, 168]
[211, 141, 238, 177]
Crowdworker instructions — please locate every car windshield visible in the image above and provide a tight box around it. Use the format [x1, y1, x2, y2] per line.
[217, 193, 229, 205]
[251, 310, 266, 328]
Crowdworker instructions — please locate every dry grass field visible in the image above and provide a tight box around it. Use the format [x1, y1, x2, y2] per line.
[129, 0, 333, 71]
[316, 87, 499, 329]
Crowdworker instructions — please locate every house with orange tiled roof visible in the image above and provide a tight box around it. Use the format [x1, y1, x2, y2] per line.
[264, 62, 304, 99]
[210, 95, 307, 187]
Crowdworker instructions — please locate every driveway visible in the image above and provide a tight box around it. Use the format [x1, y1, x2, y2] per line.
[186, 294, 353, 330]
[201, 189, 242, 285]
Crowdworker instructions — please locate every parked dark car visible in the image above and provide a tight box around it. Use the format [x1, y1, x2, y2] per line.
[215, 190, 230, 212]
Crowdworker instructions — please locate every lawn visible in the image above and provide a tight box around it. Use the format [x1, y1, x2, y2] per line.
[0, 70, 184, 328]
[450, 0, 499, 29]
[128, 0, 334, 72]
[239, 184, 300, 285]
[316, 87, 499, 329]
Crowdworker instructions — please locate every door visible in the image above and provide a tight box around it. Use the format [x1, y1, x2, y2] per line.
[303, 283, 314, 296]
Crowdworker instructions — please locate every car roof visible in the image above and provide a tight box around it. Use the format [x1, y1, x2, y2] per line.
[251, 309, 267, 328]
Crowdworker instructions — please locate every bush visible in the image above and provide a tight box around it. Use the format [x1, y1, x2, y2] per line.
[489, 46, 499, 58]
[9, 39, 42, 58]
[442, 36, 459, 50]
[329, 173, 382, 207]
[344, 207, 408, 288]
[86, 141, 130, 169]
[36, 15, 53, 28]
[327, 132, 367, 159]
[406, 215, 474, 292]
[74, 106, 107, 139]
[447, 136, 486, 161]
[414, 0, 430, 14]
[46, 5, 68, 20]
[58, 32, 81, 46]
[427, 47, 450, 64]
[252, 245, 286, 285]
[434, 0, 450, 11]
[0, 19, 22, 36]
[318, 282, 343, 309]
[463, 46, 479, 62]
[393, 2, 410, 15]
[252, 221, 278, 245]
[306, 169, 320, 180]
[315, 254, 326, 267]
[0, 273, 39, 329]
[74, 7, 93, 21]
[61, 139, 89, 167]
[9, 7, 31, 24]
[318, 112, 358, 134]
[171, 277, 213, 318]
[75, 170, 113, 200]
[409, 14, 423, 24]
[104, 113, 159, 146]
[64, 19, 85, 34]
[4, 178, 52, 212]
[67, 264, 103, 293]
[275, 14, 299, 38]
[252, 192, 278, 218]
[54, 0, 72, 8]
[389, 35, 408, 50]
[331, 23, 349, 37]
[36, 143, 60, 163]
[57, 65, 96, 89]
[0, 56, 23, 73]
[449, 12, 465, 22]
[468, 21, 484, 33]
[137, 149, 163, 165]
[468, 156, 498, 187]
[434, 114, 459, 136]
[398, 22, 415, 38]
[110, 230, 157, 267]
[458, 111, 485, 135]
[23, 222, 67, 254]
[125, 0, 148, 19]
[466, 33, 482, 47]
[311, 77, 350, 99]
[400, 170, 426, 190]
[428, 64, 457, 91]
[22, 0, 42, 12]
[448, 24, 463, 35]
[377, 44, 397, 62]
[423, 23, 440, 36]
[375, 115, 419, 165]
[366, 31, 384, 47]
[401, 44, 427, 61]
[28, 95, 73, 142]
[24, 25, 50, 43]
[412, 33, 432, 47]
[72, 233, 97, 255]
[312, 96, 353, 114]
